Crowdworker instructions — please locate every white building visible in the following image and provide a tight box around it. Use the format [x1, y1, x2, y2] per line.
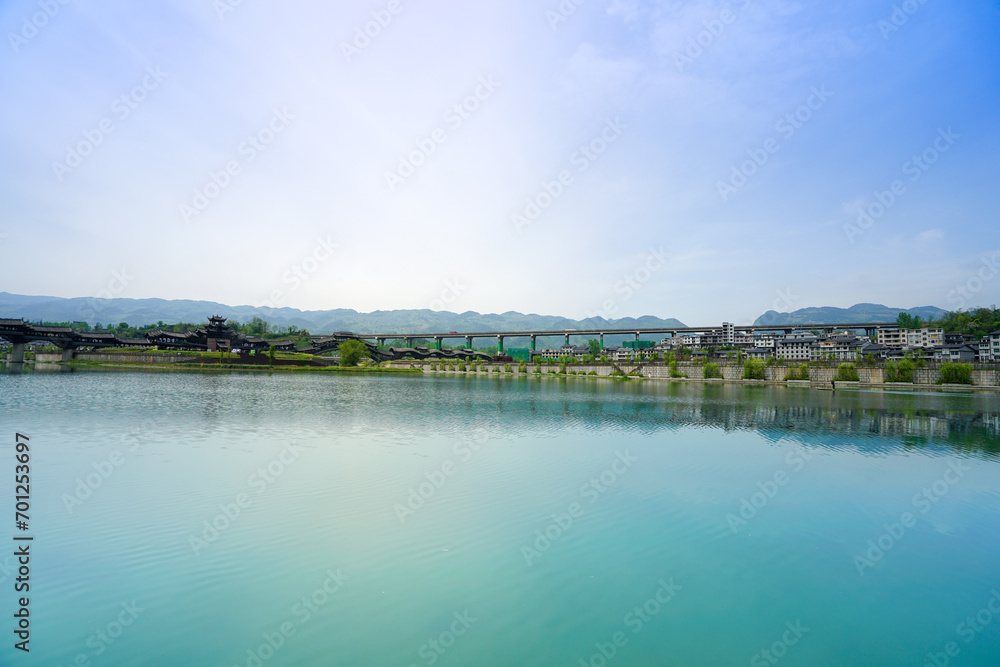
[877, 328, 944, 348]
[776, 333, 819, 361]
[980, 331, 1000, 362]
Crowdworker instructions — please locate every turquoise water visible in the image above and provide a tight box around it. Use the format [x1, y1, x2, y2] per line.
[1, 369, 1000, 666]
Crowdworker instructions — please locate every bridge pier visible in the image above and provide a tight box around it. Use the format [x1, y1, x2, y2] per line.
[465, 336, 472, 349]
[61, 347, 76, 361]
[635, 332, 640, 341]
[497, 336, 504, 354]
[404, 337, 412, 348]
[434, 337, 442, 350]
[599, 333, 604, 348]
[530, 336, 536, 351]
[9, 342, 25, 363]
[564, 333, 570, 345]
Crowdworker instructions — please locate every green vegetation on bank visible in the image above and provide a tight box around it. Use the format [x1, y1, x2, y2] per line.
[61, 359, 420, 374]
[938, 362, 973, 385]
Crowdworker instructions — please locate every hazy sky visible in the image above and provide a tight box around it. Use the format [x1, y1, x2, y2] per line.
[1, 0, 998, 327]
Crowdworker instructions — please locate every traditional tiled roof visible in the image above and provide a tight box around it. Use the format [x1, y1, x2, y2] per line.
[76, 331, 118, 340]
[29, 326, 74, 333]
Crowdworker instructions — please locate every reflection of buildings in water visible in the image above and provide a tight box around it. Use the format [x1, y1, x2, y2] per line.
[593, 401, 1000, 451]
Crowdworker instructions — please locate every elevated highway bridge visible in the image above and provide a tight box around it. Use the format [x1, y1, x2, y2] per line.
[356, 322, 890, 354]
[2, 317, 895, 363]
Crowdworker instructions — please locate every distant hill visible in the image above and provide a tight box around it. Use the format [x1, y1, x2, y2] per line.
[753, 303, 947, 326]
[0, 292, 686, 339]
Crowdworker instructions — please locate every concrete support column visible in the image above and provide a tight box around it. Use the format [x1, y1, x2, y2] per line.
[404, 337, 412, 348]
[434, 337, 442, 350]
[61, 347, 76, 361]
[465, 336, 473, 349]
[497, 336, 504, 354]
[530, 336, 536, 351]
[10, 342, 25, 363]
[564, 333, 570, 345]
[376, 337, 386, 347]
[599, 333, 604, 348]
[635, 332, 640, 341]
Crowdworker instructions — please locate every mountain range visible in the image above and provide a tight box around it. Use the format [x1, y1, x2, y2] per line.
[753, 303, 947, 326]
[0, 292, 685, 336]
[0, 292, 949, 336]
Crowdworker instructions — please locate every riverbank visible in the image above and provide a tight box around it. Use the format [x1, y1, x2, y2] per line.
[5, 355, 1000, 392]
[405, 360, 1000, 393]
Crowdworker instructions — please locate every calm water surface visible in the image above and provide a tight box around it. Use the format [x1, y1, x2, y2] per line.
[1, 368, 999, 666]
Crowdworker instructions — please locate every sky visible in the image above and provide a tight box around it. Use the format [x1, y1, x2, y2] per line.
[1, 0, 998, 327]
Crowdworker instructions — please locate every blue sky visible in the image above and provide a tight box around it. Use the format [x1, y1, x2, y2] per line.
[1, 0, 997, 326]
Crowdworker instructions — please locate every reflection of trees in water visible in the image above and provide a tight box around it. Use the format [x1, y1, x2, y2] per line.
[505, 382, 1000, 457]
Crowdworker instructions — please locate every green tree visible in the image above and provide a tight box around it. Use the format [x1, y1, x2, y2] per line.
[743, 359, 766, 380]
[835, 363, 860, 381]
[244, 316, 270, 335]
[586, 339, 601, 357]
[939, 362, 972, 385]
[338, 340, 369, 367]
[896, 312, 922, 329]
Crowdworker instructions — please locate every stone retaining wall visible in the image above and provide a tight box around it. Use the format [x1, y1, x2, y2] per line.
[417, 361, 999, 388]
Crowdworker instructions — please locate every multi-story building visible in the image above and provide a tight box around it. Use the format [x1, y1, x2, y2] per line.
[980, 331, 1000, 362]
[877, 328, 944, 348]
[776, 333, 819, 361]
[535, 344, 588, 361]
[930, 344, 979, 363]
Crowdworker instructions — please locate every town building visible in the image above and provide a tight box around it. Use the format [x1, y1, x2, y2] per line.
[980, 331, 1000, 362]
[877, 328, 944, 348]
